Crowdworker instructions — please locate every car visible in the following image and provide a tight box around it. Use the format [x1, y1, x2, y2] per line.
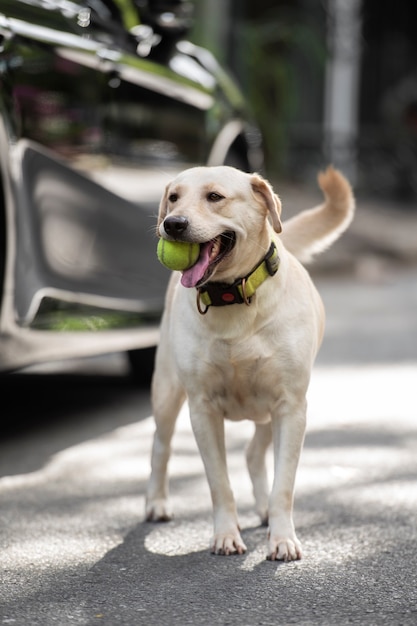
[0, 0, 263, 381]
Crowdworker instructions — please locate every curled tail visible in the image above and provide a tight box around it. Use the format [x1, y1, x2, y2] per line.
[281, 166, 355, 264]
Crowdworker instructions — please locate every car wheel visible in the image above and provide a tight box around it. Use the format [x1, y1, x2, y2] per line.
[223, 139, 255, 172]
[127, 346, 156, 387]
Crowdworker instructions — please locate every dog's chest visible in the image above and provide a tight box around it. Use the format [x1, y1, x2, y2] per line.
[195, 338, 281, 422]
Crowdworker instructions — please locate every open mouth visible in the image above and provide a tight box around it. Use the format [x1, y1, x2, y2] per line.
[181, 231, 236, 288]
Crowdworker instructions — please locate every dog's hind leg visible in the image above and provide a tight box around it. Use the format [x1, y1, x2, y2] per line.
[267, 400, 307, 561]
[145, 349, 186, 523]
[245, 422, 272, 526]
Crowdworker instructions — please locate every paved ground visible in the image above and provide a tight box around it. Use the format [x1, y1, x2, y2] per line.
[1, 353, 416, 625]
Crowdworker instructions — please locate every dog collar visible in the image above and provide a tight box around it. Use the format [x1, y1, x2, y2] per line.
[196, 242, 280, 314]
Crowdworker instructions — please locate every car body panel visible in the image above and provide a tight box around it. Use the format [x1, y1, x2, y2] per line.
[0, 0, 262, 373]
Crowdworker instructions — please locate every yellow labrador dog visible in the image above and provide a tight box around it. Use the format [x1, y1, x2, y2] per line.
[146, 165, 354, 561]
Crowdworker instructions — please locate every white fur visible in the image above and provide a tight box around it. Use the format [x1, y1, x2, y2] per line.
[146, 165, 355, 560]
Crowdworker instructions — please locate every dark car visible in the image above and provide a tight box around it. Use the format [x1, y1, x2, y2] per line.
[0, 0, 262, 380]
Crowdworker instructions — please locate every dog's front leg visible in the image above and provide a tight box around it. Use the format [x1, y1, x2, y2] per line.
[146, 358, 186, 522]
[189, 406, 247, 556]
[267, 402, 307, 561]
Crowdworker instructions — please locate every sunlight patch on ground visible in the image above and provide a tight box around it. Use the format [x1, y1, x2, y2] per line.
[144, 519, 212, 556]
[307, 363, 417, 425]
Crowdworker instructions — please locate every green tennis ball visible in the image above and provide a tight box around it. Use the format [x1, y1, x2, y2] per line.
[157, 238, 200, 271]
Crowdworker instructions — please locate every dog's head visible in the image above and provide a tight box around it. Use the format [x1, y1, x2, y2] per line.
[157, 166, 282, 288]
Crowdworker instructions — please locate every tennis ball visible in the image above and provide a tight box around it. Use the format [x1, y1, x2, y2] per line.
[157, 238, 200, 271]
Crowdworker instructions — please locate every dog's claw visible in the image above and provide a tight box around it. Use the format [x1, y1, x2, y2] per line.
[267, 538, 302, 562]
[210, 534, 247, 556]
[146, 512, 172, 523]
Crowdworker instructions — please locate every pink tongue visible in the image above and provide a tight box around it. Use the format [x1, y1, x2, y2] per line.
[181, 242, 212, 288]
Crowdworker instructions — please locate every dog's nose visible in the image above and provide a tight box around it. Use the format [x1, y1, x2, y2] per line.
[163, 216, 189, 239]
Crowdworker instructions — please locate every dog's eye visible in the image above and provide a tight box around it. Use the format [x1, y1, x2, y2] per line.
[207, 192, 224, 202]
[168, 193, 178, 203]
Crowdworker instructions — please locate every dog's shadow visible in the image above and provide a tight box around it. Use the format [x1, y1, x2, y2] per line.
[78, 513, 277, 618]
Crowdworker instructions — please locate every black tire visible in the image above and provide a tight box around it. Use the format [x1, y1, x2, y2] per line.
[127, 346, 157, 387]
[224, 147, 250, 172]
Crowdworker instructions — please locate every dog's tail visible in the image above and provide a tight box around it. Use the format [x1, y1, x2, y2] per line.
[281, 166, 355, 264]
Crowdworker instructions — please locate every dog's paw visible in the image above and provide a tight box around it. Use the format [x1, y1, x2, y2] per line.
[145, 499, 173, 523]
[210, 532, 247, 556]
[266, 535, 302, 561]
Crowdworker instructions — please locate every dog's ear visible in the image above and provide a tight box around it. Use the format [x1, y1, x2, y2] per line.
[157, 183, 171, 232]
[250, 174, 282, 233]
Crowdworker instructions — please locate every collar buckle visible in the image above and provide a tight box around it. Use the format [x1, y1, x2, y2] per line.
[198, 278, 248, 308]
[264, 242, 280, 276]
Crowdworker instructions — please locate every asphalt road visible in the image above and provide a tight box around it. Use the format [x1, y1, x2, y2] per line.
[1, 266, 417, 626]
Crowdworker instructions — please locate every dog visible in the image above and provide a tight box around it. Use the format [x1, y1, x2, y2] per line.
[146, 165, 354, 561]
